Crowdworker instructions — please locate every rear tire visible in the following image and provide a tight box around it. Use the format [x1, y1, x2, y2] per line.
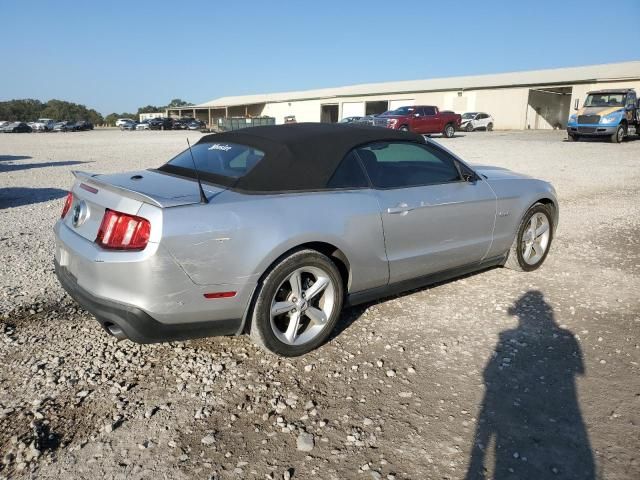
[249, 250, 343, 356]
[443, 123, 455, 138]
[505, 204, 554, 272]
[487, 123, 493, 132]
[610, 124, 625, 143]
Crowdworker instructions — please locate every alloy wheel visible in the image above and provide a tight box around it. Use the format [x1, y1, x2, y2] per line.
[269, 266, 336, 346]
[521, 212, 550, 265]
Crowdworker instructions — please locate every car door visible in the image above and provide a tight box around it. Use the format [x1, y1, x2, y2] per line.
[625, 91, 637, 126]
[410, 107, 428, 133]
[479, 113, 490, 129]
[356, 141, 497, 284]
[421, 106, 439, 133]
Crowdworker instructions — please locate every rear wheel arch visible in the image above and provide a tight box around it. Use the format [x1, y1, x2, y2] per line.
[299, 241, 351, 292]
[243, 241, 351, 333]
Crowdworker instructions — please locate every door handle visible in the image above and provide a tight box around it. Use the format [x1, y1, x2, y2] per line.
[387, 203, 413, 214]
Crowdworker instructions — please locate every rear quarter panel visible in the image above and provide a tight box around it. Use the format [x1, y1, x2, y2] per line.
[160, 189, 389, 293]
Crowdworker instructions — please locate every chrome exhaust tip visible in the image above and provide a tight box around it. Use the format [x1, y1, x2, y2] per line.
[106, 324, 127, 341]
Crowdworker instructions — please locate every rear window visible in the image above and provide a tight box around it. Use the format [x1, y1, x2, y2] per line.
[163, 142, 265, 180]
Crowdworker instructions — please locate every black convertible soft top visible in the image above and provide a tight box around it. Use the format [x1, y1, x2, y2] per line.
[195, 123, 426, 192]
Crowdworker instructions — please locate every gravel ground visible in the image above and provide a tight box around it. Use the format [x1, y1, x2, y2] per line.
[0, 129, 638, 479]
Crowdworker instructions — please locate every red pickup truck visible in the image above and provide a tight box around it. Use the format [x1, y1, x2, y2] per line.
[373, 106, 461, 137]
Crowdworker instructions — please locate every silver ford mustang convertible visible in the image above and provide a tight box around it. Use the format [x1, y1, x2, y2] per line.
[54, 123, 558, 356]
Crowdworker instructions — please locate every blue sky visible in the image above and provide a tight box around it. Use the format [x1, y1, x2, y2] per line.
[1, 0, 639, 114]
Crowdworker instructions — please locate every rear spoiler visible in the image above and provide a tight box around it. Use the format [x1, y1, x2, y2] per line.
[72, 170, 165, 208]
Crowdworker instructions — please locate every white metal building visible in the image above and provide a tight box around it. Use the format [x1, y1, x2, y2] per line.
[139, 112, 164, 122]
[167, 61, 640, 130]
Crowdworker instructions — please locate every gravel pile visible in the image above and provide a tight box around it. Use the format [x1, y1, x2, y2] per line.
[1, 130, 639, 479]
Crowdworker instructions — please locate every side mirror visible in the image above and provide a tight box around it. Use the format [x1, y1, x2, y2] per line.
[462, 172, 476, 183]
[574, 99, 580, 110]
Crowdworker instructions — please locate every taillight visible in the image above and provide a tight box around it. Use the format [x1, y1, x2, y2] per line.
[95, 209, 151, 251]
[61, 192, 73, 218]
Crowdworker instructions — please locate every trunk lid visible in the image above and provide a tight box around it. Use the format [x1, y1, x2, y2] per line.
[64, 169, 224, 243]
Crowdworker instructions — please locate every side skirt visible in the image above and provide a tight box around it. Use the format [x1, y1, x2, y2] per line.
[345, 255, 506, 307]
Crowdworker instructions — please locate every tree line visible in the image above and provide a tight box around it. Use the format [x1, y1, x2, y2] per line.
[0, 99, 104, 125]
[0, 98, 194, 126]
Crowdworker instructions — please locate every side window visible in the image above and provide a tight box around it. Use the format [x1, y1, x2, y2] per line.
[626, 93, 636, 107]
[423, 106, 436, 116]
[477, 113, 486, 120]
[327, 151, 369, 189]
[356, 142, 461, 189]
[228, 148, 263, 171]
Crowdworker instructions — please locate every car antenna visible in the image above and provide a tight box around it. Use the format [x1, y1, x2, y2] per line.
[187, 138, 208, 204]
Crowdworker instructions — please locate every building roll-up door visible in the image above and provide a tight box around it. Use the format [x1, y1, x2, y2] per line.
[388, 99, 415, 110]
[341, 102, 365, 120]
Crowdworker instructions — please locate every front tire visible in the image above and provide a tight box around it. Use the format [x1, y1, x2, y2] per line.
[568, 133, 579, 142]
[443, 123, 455, 138]
[249, 250, 343, 356]
[465, 123, 474, 132]
[610, 124, 625, 143]
[505, 204, 554, 272]
[399, 125, 410, 132]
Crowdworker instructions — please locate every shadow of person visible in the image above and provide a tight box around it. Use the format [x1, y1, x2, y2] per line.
[465, 290, 596, 479]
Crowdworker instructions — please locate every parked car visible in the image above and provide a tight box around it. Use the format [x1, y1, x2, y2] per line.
[284, 115, 297, 124]
[1, 122, 32, 133]
[0, 121, 10, 128]
[354, 114, 378, 126]
[187, 119, 206, 130]
[148, 117, 174, 130]
[115, 118, 135, 127]
[119, 120, 137, 131]
[339, 116, 362, 124]
[74, 120, 94, 131]
[32, 118, 57, 132]
[54, 123, 558, 356]
[460, 112, 494, 132]
[374, 106, 461, 137]
[136, 120, 150, 131]
[53, 121, 75, 132]
[173, 118, 194, 130]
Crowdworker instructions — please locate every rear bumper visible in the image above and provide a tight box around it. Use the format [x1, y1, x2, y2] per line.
[55, 260, 241, 343]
